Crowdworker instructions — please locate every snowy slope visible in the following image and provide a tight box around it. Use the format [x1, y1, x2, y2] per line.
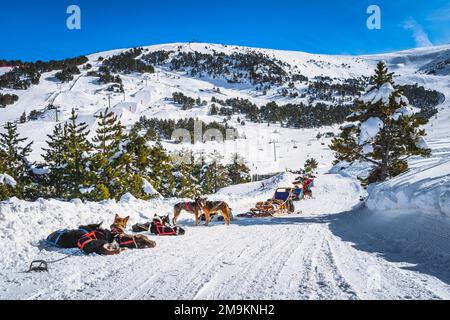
[1, 43, 450, 299]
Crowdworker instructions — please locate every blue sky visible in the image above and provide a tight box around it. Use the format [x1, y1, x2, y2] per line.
[1, 0, 449, 61]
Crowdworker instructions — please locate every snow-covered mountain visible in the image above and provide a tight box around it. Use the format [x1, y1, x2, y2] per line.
[1, 43, 450, 300]
[1, 42, 448, 170]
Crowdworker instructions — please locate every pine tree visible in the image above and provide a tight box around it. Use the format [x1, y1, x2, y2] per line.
[196, 153, 209, 193]
[41, 123, 69, 198]
[147, 142, 175, 197]
[226, 153, 251, 185]
[124, 129, 152, 174]
[330, 62, 431, 184]
[0, 122, 33, 197]
[202, 151, 231, 194]
[20, 111, 27, 123]
[90, 108, 126, 199]
[305, 158, 318, 173]
[209, 104, 218, 115]
[173, 150, 202, 198]
[0, 173, 17, 200]
[64, 109, 93, 199]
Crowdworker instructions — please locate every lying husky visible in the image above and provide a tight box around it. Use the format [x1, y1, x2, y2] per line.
[77, 229, 123, 255]
[132, 215, 185, 236]
[111, 214, 156, 249]
[46, 222, 104, 248]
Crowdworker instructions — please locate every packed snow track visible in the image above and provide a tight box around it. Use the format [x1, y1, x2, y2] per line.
[1, 172, 449, 300]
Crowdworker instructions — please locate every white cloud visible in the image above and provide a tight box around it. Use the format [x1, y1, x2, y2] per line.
[403, 17, 433, 47]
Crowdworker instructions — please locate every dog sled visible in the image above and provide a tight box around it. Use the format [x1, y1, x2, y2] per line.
[292, 175, 315, 200]
[238, 187, 296, 218]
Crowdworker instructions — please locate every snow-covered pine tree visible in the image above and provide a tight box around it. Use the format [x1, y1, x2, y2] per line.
[41, 123, 69, 198]
[124, 128, 152, 173]
[0, 173, 17, 200]
[195, 152, 209, 193]
[147, 142, 175, 197]
[0, 122, 33, 198]
[64, 109, 93, 199]
[330, 61, 431, 184]
[173, 150, 202, 198]
[202, 151, 231, 194]
[114, 129, 156, 200]
[90, 107, 126, 199]
[226, 153, 251, 185]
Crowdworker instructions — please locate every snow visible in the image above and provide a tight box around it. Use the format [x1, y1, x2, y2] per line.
[359, 117, 384, 145]
[31, 167, 50, 175]
[0, 173, 17, 187]
[392, 106, 415, 120]
[361, 83, 395, 105]
[362, 144, 374, 155]
[417, 137, 429, 149]
[1, 171, 450, 299]
[79, 186, 95, 194]
[142, 178, 162, 198]
[119, 192, 137, 203]
[366, 159, 450, 217]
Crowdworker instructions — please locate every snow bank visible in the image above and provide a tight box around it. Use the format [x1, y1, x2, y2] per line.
[0, 197, 177, 270]
[366, 159, 450, 217]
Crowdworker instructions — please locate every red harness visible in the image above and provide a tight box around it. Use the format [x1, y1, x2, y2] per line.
[153, 220, 176, 236]
[77, 231, 99, 251]
[184, 202, 193, 211]
[111, 226, 137, 248]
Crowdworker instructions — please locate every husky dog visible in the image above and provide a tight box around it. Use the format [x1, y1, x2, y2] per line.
[77, 229, 123, 255]
[201, 199, 232, 226]
[172, 198, 206, 226]
[46, 222, 104, 249]
[111, 214, 156, 249]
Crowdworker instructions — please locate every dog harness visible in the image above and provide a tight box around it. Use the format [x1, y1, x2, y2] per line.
[184, 202, 193, 211]
[77, 231, 103, 251]
[151, 220, 177, 236]
[46, 229, 69, 248]
[110, 226, 138, 248]
[116, 234, 138, 248]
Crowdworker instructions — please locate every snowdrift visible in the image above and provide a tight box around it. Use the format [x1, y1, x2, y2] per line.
[366, 159, 450, 217]
[0, 196, 177, 270]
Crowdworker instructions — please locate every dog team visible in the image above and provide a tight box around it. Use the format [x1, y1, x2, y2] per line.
[46, 198, 232, 255]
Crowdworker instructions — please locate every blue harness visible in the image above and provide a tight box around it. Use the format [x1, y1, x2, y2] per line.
[46, 229, 69, 248]
[46, 227, 90, 248]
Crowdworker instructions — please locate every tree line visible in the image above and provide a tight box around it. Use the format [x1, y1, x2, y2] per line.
[0, 109, 250, 201]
